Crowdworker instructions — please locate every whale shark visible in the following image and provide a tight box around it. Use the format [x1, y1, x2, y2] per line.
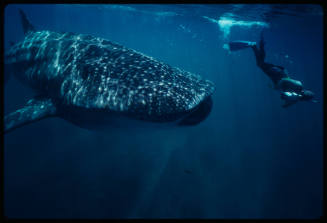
[4, 10, 215, 134]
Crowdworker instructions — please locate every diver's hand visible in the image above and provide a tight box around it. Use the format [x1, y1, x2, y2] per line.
[282, 100, 297, 108]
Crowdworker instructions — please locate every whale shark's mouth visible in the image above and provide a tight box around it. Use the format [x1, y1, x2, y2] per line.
[178, 96, 213, 126]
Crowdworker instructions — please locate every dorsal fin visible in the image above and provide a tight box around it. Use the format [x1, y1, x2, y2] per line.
[19, 9, 35, 35]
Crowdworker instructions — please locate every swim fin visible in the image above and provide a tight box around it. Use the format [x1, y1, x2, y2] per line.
[228, 41, 256, 51]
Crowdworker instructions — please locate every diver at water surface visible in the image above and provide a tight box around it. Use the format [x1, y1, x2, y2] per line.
[228, 33, 317, 108]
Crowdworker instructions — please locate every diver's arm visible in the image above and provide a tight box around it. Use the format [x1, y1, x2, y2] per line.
[282, 100, 297, 108]
[280, 91, 301, 108]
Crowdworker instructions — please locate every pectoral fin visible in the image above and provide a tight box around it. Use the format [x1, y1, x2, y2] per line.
[4, 96, 57, 134]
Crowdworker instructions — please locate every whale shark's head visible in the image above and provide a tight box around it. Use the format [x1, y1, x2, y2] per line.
[4, 9, 216, 134]
[178, 96, 213, 126]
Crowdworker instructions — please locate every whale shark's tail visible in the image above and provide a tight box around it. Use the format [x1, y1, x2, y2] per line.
[227, 41, 257, 51]
[19, 9, 35, 35]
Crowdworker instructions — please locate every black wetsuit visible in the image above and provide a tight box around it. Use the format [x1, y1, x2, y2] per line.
[251, 36, 288, 86]
[245, 35, 314, 107]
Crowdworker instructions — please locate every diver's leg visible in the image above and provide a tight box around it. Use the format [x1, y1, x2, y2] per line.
[259, 31, 266, 61]
[251, 45, 265, 67]
[251, 33, 267, 68]
[252, 46, 278, 84]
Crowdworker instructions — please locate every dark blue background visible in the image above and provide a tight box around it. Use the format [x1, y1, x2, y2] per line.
[4, 4, 323, 219]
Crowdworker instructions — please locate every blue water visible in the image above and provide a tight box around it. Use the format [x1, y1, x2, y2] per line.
[4, 4, 323, 219]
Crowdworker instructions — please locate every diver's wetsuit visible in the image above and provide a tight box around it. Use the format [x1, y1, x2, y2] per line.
[228, 34, 315, 107]
[251, 35, 288, 86]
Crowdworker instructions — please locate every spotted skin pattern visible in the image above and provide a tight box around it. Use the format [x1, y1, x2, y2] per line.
[5, 29, 215, 123]
[4, 97, 57, 133]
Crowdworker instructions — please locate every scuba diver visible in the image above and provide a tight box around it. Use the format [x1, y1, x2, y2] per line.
[227, 33, 317, 108]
